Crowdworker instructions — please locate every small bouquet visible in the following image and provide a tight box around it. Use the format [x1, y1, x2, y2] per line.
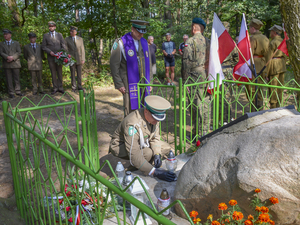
[54, 49, 76, 67]
[185, 140, 201, 156]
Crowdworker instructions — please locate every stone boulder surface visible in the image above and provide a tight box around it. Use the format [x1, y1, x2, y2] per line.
[174, 109, 300, 225]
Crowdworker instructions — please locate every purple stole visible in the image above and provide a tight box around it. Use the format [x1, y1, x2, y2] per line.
[121, 32, 150, 110]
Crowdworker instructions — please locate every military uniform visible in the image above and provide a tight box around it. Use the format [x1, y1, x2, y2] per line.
[65, 26, 85, 91]
[265, 25, 287, 108]
[24, 32, 45, 94]
[183, 18, 211, 136]
[0, 29, 22, 96]
[246, 19, 269, 109]
[110, 20, 152, 117]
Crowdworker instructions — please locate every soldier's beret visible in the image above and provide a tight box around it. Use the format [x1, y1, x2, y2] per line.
[28, 32, 37, 38]
[222, 21, 230, 29]
[3, 29, 12, 34]
[248, 19, 263, 30]
[192, 17, 206, 29]
[48, 21, 56, 26]
[145, 95, 171, 121]
[70, 26, 78, 31]
[269, 25, 283, 34]
[131, 20, 149, 34]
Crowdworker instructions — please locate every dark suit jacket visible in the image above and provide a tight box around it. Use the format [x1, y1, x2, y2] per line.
[41, 31, 66, 56]
[65, 36, 85, 65]
[0, 40, 21, 68]
[24, 43, 45, 70]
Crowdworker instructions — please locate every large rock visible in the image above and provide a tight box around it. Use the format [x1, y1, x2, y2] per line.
[174, 108, 300, 225]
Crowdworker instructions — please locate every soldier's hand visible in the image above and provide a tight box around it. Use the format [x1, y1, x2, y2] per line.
[50, 51, 55, 57]
[153, 168, 177, 182]
[153, 154, 162, 168]
[118, 87, 126, 94]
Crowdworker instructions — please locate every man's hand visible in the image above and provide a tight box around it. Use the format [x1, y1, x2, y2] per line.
[153, 154, 162, 168]
[153, 169, 177, 182]
[118, 87, 126, 94]
[7, 56, 14, 62]
[50, 51, 55, 57]
[81, 61, 85, 64]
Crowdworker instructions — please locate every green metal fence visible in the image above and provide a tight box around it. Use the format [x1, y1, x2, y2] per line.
[2, 89, 193, 225]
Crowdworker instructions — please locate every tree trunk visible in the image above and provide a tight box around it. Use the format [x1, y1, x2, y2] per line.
[164, 0, 172, 28]
[280, 0, 300, 104]
[98, 38, 103, 66]
[7, 0, 21, 27]
[112, 0, 118, 39]
[33, 0, 37, 17]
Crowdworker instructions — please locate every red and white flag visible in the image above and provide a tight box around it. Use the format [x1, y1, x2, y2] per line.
[233, 13, 252, 82]
[277, 30, 289, 56]
[208, 13, 236, 93]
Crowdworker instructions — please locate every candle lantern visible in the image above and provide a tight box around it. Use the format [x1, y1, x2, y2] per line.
[165, 150, 177, 172]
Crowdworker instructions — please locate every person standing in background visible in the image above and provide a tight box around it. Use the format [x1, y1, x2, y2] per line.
[179, 34, 189, 79]
[148, 36, 157, 76]
[162, 33, 176, 85]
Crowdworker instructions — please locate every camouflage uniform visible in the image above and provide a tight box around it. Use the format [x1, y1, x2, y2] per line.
[221, 47, 239, 122]
[182, 32, 211, 136]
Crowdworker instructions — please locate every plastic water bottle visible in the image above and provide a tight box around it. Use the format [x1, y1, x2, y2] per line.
[115, 162, 125, 185]
[157, 188, 170, 215]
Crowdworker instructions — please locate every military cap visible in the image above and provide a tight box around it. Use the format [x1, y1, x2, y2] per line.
[248, 19, 263, 30]
[222, 21, 230, 29]
[131, 20, 149, 34]
[269, 25, 283, 34]
[192, 17, 206, 29]
[28, 32, 37, 38]
[145, 95, 171, 121]
[48, 21, 56, 26]
[3, 29, 12, 34]
[70, 26, 78, 31]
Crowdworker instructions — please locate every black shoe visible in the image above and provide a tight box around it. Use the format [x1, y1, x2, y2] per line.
[40, 91, 45, 94]
[58, 90, 65, 94]
[9, 94, 15, 98]
[78, 88, 86, 93]
[33, 92, 37, 95]
[71, 89, 76, 93]
[16, 93, 24, 96]
[51, 90, 57, 95]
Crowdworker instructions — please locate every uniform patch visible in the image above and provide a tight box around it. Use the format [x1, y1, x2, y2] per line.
[128, 49, 134, 57]
[113, 42, 118, 50]
[146, 51, 148, 58]
[128, 126, 137, 136]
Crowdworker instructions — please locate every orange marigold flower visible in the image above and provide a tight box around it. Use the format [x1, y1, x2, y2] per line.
[229, 200, 237, 206]
[255, 206, 261, 212]
[207, 214, 213, 220]
[269, 197, 279, 204]
[260, 206, 269, 213]
[211, 221, 220, 225]
[258, 213, 270, 223]
[269, 220, 275, 225]
[244, 220, 253, 225]
[232, 211, 244, 221]
[189, 210, 199, 218]
[218, 203, 228, 211]
[193, 217, 201, 224]
[255, 188, 261, 193]
[248, 214, 254, 220]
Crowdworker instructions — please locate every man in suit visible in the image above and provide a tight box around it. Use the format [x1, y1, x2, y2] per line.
[42, 21, 66, 95]
[24, 32, 45, 95]
[0, 29, 24, 98]
[65, 26, 85, 92]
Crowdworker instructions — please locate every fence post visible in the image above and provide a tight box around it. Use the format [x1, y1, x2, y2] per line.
[216, 73, 220, 130]
[79, 90, 89, 167]
[178, 78, 183, 154]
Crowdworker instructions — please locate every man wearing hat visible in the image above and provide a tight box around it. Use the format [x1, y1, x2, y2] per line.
[0, 29, 24, 98]
[109, 95, 177, 182]
[24, 32, 45, 95]
[65, 26, 85, 93]
[42, 21, 66, 95]
[220, 22, 239, 124]
[182, 17, 211, 137]
[110, 20, 152, 117]
[247, 18, 269, 109]
[265, 25, 287, 108]
[162, 33, 176, 85]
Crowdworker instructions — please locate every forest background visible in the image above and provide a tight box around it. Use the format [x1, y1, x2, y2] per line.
[0, 0, 296, 95]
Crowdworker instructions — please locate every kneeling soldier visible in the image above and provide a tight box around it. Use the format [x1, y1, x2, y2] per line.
[24, 32, 45, 95]
[109, 95, 177, 182]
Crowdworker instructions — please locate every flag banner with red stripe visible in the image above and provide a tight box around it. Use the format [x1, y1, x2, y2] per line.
[278, 31, 289, 56]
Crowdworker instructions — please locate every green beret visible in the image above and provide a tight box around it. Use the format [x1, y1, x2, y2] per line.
[192, 18, 206, 29]
[3, 29, 12, 34]
[28, 32, 37, 38]
[70, 26, 78, 31]
[48, 21, 56, 26]
[131, 20, 149, 34]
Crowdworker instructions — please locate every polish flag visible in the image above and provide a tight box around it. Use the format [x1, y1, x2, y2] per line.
[233, 13, 252, 82]
[208, 13, 236, 93]
[277, 30, 289, 57]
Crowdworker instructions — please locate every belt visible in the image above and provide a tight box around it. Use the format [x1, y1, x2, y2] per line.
[272, 57, 283, 59]
[222, 65, 232, 69]
[253, 55, 264, 58]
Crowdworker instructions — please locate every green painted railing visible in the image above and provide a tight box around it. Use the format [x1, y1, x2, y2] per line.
[3, 89, 193, 225]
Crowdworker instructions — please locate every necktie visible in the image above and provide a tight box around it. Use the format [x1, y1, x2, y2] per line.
[51, 32, 54, 38]
[73, 37, 76, 45]
[7, 41, 10, 46]
[32, 44, 36, 53]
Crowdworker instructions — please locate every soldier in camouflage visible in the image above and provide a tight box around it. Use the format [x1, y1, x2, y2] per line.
[221, 22, 239, 123]
[182, 17, 211, 137]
